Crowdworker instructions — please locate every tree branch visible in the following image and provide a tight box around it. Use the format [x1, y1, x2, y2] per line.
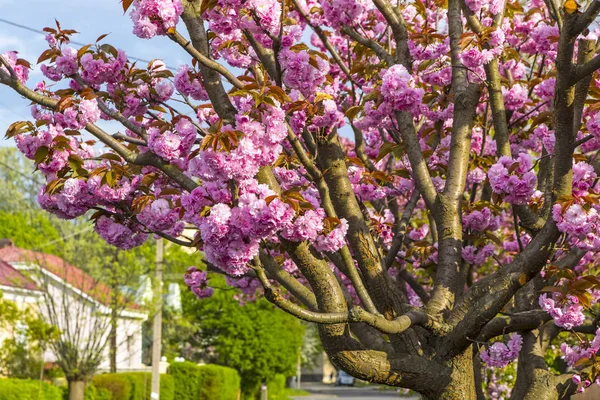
[0, 74, 198, 192]
[254, 257, 429, 334]
[340, 27, 394, 66]
[384, 189, 420, 269]
[168, 29, 244, 89]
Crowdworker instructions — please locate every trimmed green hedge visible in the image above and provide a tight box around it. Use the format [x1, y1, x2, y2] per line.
[168, 362, 201, 400]
[84, 384, 112, 400]
[91, 373, 174, 400]
[121, 373, 174, 400]
[267, 375, 286, 400]
[197, 365, 240, 400]
[0, 378, 62, 400]
[92, 374, 131, 400]
[168, 362, 240, 400]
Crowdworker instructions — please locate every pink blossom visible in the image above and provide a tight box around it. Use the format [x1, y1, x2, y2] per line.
[137, 198, 179, 232]
[480, 333, 522, 368]
[380, 64, 424, 113]
[539, 293, 586, 330]
[95, 216, 148, 249]
[0, 51, 29, 83]
[184, 267, 214, 299]
[488, 154, 537, 205]
[130, 0, 183, 39]
[174, 65, 209, 101]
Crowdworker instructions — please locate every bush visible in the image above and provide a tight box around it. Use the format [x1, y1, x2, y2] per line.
[92, 373, 173, 400]
[168, 362, 240, 400]
[84, 384, 112, 400]
[197, 364, 240, 400]
[0, 378, 62, 400]
[92, 374, 131, 400]
[121, 373, 174, 400]
[96, 388, 113, 400]
[267, 375, 286, 400]
[168, 362, 201, 400]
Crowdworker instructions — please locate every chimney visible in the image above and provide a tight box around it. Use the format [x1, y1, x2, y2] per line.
[0, 238, 14, 249]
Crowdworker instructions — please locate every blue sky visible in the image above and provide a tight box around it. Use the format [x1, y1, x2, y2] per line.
[0, 0, 192, 146]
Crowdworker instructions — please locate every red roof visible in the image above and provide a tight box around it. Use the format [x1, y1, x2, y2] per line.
[0, 260, 40, 291]
[0, 246, 141, 311]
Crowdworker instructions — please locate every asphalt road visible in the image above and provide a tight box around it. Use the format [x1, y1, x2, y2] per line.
[289, 383, 421, 400]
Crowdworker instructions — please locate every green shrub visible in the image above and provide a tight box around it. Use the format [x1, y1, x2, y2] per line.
[167, 361, 201, 400]
[197, 364, 240, 400]
[168, 362, 240, 400]
[120, 373, 148, 400]
[0, 378, 62, 400]
[92, 374, 131, 400]
[155, 375, 174, 400]
[267, 375, 286, 400]
[95, 388, 113, 400]
[84, 384, 112, 400]
[120, 373, 174, 400]
[92, 373, 173, 400]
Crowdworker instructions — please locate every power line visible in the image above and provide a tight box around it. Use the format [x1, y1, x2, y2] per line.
[0, 17, 177, 70]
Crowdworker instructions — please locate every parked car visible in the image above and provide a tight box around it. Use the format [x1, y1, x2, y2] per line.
[335, 370, 355, 386]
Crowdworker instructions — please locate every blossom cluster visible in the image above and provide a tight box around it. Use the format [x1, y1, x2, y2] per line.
[480, 334, 523, 368]
[380, 65, 424, 114]
[130, 0, 183, 39]
[488, 154, 537, 205]
[539, 293, 586, 330]
[184, 267, 214, 299]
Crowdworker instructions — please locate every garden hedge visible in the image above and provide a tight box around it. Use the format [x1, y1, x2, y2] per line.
[83, 384, 112, 400]
[0, 378, 62, 400]
[197, 364, 240, 400]
[167, 361, 202, 400]
[168, 362, 240, 400]
[91, 373, 174, 400]
[92, 374, 131, 400]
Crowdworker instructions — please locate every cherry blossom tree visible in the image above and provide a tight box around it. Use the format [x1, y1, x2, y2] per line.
[4, 0, 600, 398]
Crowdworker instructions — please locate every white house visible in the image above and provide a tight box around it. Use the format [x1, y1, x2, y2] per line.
[0, 242, 148, 372]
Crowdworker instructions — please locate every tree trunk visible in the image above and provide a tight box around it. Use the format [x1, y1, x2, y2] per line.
[427, 347, 477, 400]
[68, 380, 86, 400]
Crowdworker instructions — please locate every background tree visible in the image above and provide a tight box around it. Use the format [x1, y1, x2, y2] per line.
[182, 275, 304, 399]
[4, 0, 600, 399]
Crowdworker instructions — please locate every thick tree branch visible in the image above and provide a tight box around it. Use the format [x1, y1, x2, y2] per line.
[477, 310, 551, 343]
[316, 134, 402, 318]
[427, 0, 481, 317]
[394, 112, 439, 212]
[371, 0, 411, 66]
[259, 251, 318, 310]
[571, 1, 600, 38]
[179, 2, 238, 124]
[285, 126, 378, 314]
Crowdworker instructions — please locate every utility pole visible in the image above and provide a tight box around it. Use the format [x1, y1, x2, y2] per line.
[297, 352, 302, 389]
[151, 238, 164, 399]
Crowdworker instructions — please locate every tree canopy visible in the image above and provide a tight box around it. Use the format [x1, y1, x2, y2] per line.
[4, 0, 600, 398]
